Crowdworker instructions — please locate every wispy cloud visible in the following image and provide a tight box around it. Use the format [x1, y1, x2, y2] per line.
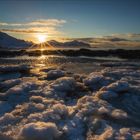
[0, 19, 66, 27]
[1, 27, 62, 35]
[27, 19, 66, 26]
[65, 35, 140, 49]
[109, 33, 140, 40]
[126, 33, 140, 38]
[0, 22, 22, 26]
[0, 19, 66, 37]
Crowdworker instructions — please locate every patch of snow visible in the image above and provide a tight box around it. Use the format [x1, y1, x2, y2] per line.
[83, 72, 112, 90]
[96, 90, 118, 100]
[101, 81, 129, 93]
[18, 122, 61, 140]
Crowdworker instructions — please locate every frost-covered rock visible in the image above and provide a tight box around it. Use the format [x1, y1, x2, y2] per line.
[96, 90, 118, 100]
[111, 109, 128, 119]
[30, 96, 43, 103]
[17, 103, 45, 116]
[101, 81, 129, 93]
[18, 122, 61, 140]
[0, 113, 18, 125]
[83, 73, 112, 90]
[52, 104, 68, 118]
[42, 77, 77, 98]
[63, 117, 85, 140]
[50, 77, 76, 92]
[41, 67, 57, 73]
[0, 79, 21, 91]
[0, 64, 140, 140]
[47, 70, 65, 80]
[3, 77, 44, 103]
[76, 95, 113, 118]
[133, 132, 140, 140]
[96, 127, 114, 140]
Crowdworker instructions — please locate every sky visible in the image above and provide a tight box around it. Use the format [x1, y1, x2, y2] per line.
[0, 0, 140, 43]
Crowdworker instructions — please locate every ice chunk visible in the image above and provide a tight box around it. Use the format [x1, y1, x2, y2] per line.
[0, 79, 21, 91]
[47, 70, 65, 80]
[0, 113, 17, 125]
[50, 77, 76, 92]
[101, 81, 129, 93]
[83, 72, 112, 90]
[52, 104, 68, 117]
[133, 132, 140, 140]
[30, 96, 43, 103]
[18, 122, 61, 140]
[97, 127, 114, 140]
[96, 90, 118, 100]
[111, 109, 128, 119]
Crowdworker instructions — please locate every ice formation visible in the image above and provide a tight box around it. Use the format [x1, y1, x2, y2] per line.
[0, 64, 140, 140]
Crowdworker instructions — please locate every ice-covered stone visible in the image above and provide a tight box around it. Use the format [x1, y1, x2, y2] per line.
[50, 77, 76, 92]
[96, 90, 118, 100]
[18, 122, 61, 140]
[83, 72, 112, 90]
[101, 81, 129, 93]
[47, 69, 65, 80]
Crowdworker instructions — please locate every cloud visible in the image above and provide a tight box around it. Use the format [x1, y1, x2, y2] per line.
[0, 27, 62, 35]
[0, 28, 41, 33]
[0, 22, 23, 26]
[109, 33, 140, 40]
[0, 19, 66, 37]
[27, 19, 66, 26]
[0, 19, 66, 27]
[127, 33, 140, 38]
[63, 35, 140, 49]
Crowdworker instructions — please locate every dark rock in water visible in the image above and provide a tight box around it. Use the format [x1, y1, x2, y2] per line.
[1, 47, 140, 59]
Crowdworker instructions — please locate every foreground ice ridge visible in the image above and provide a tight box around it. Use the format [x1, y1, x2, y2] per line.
[0, 65, 140, 140]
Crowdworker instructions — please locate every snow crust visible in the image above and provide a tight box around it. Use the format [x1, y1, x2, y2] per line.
[0, 64, 140, 140]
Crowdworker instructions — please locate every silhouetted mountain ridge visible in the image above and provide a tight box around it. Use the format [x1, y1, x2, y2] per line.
[0, 32, 33, 48]
[0, 32, 91, 49]
[47, 40, 91, 47]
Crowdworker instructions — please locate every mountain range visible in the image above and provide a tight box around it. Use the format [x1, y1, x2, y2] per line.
[0, 32, 33, 48]
[0, 32, 91, 49]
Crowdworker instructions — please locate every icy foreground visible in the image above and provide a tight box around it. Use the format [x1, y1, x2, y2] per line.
[0, 64, 140, 140]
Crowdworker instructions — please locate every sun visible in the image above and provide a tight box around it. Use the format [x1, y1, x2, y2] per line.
[37, 34, 47, 43]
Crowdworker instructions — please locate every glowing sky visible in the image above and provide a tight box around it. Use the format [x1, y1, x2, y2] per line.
[0, 0, 140, 42]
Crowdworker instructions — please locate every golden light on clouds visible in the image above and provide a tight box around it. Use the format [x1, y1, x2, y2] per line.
[0, 19, 66, 43]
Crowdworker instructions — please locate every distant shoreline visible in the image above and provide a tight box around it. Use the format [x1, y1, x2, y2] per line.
[0, 48, 140, 59]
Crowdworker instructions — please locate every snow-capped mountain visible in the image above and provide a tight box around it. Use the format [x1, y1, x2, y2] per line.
[48, 40, 91, 48]
[0, 32, 33, 48]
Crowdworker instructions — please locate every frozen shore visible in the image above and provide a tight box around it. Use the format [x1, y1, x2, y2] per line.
[0, 63, 140, 140]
